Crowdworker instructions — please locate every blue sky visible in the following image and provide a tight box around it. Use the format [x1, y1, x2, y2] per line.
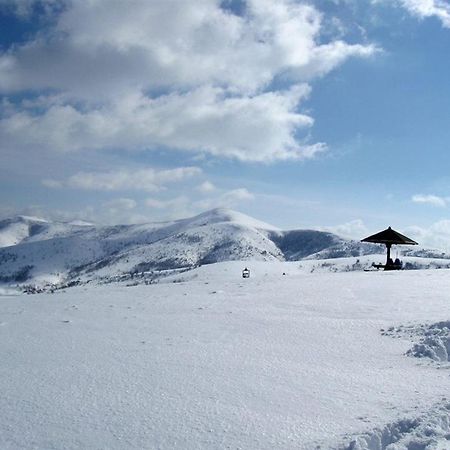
[0, 0, 450, 247]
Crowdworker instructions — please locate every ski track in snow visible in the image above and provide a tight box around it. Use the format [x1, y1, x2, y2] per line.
[0, 262, 450, 449]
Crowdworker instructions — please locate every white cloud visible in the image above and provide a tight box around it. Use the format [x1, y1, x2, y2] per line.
[44, 166, 202, 192]
[145, 198, 166, 209]
[144, 195, 194, 220]
[41, 178, 62, 189]
[0, 0, 378, 163]
[103, 198, 137, 211]
[397, 0, 450, 27]
[411, 194, 447, 207]
[404, 221, 450, 251]
[98, 198, 142, 224]
[146, 187, 255, 217]
[194, 188, 255, 210]
[0, 202, 147, 225]
[1, 86, 323, 162]
[320, 219, 369, 239]
[0, 0, 378, 96]
[0, 0, 61, 18]
[222, 188, 255, 202]
[145, 196, 190, 210]
[197, 181, 216, 193]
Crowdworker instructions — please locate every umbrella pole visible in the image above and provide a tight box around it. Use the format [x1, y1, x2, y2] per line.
[386, 243, 392, 266]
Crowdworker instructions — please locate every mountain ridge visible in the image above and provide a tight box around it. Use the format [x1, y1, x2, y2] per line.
[0, 208, 441, 287]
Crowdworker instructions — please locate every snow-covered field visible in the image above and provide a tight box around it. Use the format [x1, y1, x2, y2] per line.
[1, 261, 450, 449]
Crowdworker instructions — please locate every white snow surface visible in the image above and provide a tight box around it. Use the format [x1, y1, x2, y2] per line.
[1, 261, 450, 449]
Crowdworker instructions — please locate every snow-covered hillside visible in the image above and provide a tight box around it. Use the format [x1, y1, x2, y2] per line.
[1, 263, 449, 449]
[0, 208, 443, 288]
[0, 215, 95, 248]
[0, 209, 282, 286]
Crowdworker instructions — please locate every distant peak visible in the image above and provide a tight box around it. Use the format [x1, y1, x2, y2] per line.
[67, 220, 94, 226]
[209, 207, 233, 214]
[15, 215, 49, 223]
[199, 207, 236, 218]
[192, 208, 279, 231]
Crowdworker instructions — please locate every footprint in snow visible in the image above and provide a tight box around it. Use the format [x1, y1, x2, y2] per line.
[357, 416, 371, 423]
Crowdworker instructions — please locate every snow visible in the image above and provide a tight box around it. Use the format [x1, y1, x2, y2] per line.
[0, 209, 306, 285]
[384, 321, 450, 363]
[0, 221, 30, 247]
[1, 262, 449, 449]
[3, 207, 446, 288]
[67, 220, 95, 226]
[0, 215, 94, 249]
[1, 210, 446, 280]
[15, 215, 49, 223]
[197, 207, 281, 231]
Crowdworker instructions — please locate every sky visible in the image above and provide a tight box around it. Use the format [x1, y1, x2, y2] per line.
[0, 0, 450, 248]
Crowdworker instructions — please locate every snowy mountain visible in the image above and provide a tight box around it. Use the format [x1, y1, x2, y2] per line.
[0, 209, 279, 285]
[0, 208, 440, 287]
[0, 215, 94, 248]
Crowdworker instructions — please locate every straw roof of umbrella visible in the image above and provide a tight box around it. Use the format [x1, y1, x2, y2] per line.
[362, 227, 418, 270]
[361, 227, 418, 246]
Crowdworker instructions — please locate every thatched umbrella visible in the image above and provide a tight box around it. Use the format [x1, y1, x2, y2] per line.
[361, 227, 418, 268]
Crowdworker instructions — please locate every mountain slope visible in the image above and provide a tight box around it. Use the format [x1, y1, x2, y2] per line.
[0, 215, 94, 248]
[0, 209, 283, 284]
[0, 216, 51, 248]
[0, 208, 424, 286]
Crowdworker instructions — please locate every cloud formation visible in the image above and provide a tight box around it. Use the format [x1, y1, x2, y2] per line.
[194, 187, 255, 210]
[405, 220, 450, 251]
[0, 0, 377, 163]
[0, 0, 377, 96]
[102, 198, 137, 211]
[1, 86, 324, 161]
[43, 166, 202, 192]
[397, 0, 450, 27]
[320, 219, 369, 239]
[197, 181, 217, 193]
[411, 194, 447, 207]
[146, 187, 255, 216]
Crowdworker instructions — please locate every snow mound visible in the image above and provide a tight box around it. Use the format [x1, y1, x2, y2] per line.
[383, 321, 450, 363]
[408, 337, 450, 363]
[407, 323, 450, 363]
[342, 403, 450, 450]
